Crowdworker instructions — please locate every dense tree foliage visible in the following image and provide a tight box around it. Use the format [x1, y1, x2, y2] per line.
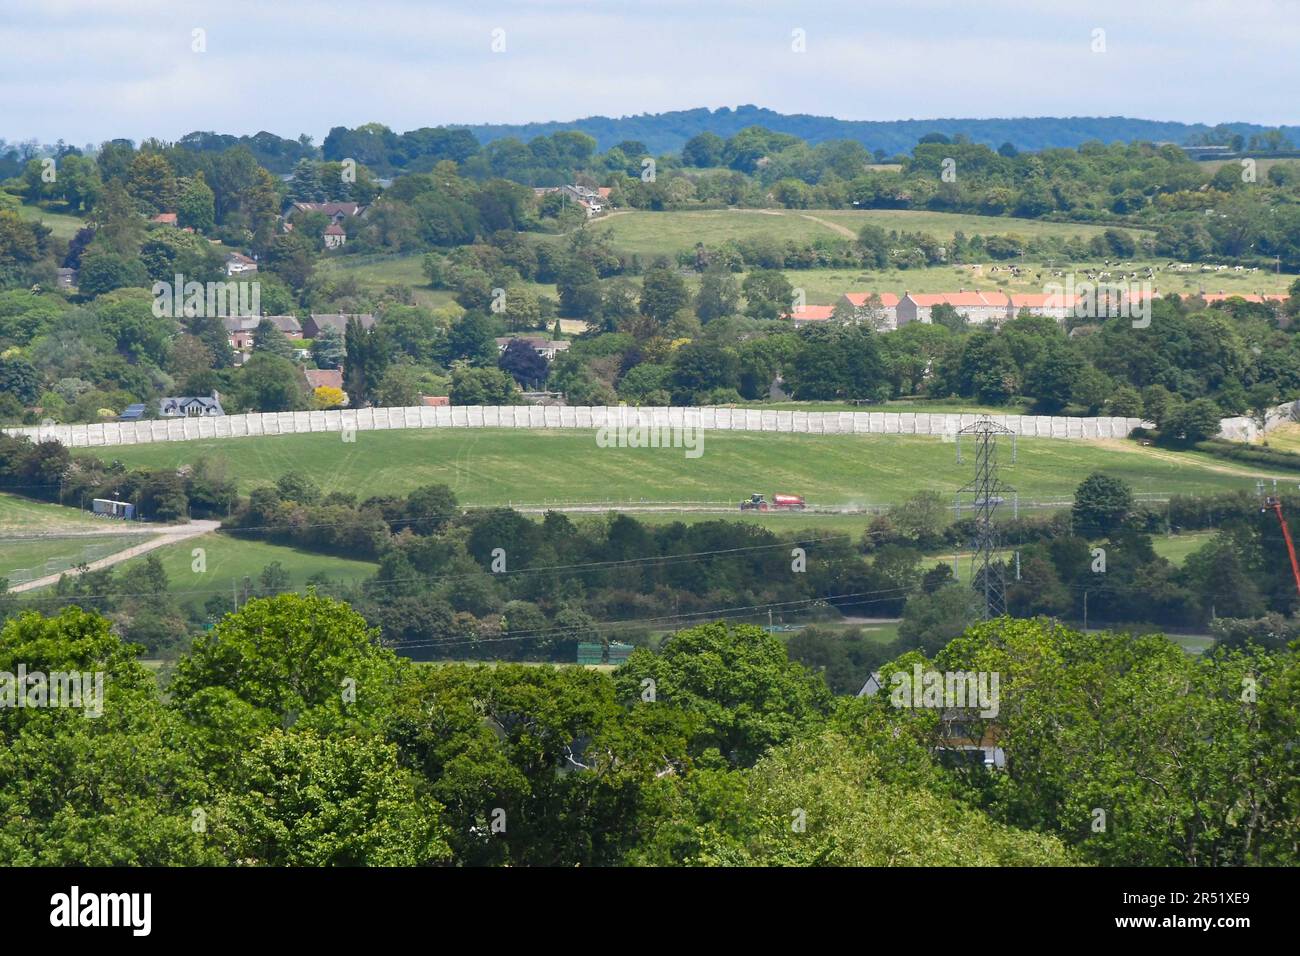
[1, 597, 1293, 867]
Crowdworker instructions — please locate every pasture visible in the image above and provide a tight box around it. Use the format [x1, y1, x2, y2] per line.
[111, 531, 377, 600]
[83, 428, 1272, 510]
[587, 208, 1146, 258]
[11, 201, 86, 240]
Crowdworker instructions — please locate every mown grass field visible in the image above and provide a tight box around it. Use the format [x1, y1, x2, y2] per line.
[0, 494, 145, 583]
[112, 531, 377, 601]
[1151, 531, 1215, 565]
[1259, 423, 1300, 454]
[0, 535, 139, 583]
[0, 493, 108, 533]
[84, 429, 1273, 509]
[588, 208, 1145, 258]
[10, 201, 86, 240]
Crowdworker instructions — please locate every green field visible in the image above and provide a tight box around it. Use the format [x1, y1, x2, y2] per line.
[0, 494, 146, 584]
[589, 209, 1144, 259]
[588, 260, 1292, 309]
[320, 214, 1292, 314]
[10, 201, 86, 240]
[0, 493, 108, 533]
[1259, 423, 1300, 454]
[0, 534, 139, 584]
[83, 429, 1275, 510]
[1151, 531, 1215, 565]
[780, 262, 1291, 303]
[113, 531, 377, 602]
[579, 208, 1290, 304]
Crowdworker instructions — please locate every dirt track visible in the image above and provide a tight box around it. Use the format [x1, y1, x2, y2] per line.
[10, 520, 220, 593]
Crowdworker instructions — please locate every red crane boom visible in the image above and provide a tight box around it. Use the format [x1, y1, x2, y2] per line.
[1263, 496, 1300, 600]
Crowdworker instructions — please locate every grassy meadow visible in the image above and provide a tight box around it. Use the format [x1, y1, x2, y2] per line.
[82, 428, 1275, 509]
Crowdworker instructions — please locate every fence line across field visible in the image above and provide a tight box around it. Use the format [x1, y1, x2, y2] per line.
[2, 406, 1150, 449]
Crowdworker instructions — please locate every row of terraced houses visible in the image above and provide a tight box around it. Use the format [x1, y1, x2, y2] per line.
[790, 290, 1288, 330]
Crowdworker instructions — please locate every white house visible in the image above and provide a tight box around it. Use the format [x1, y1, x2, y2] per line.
[159, 393, 225, 417]
[495, 336, 570, 360]
[225, 252, 258, 277]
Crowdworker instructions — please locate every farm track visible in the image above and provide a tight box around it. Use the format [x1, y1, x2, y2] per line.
[10, 520, 221, 593]
[1, 523, 186, 541]
[798, 213, 857, 238]
[1093, 439, 1290, 480]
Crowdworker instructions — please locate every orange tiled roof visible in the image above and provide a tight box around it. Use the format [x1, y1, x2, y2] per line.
[1202, 292, 1287, 304]
[843, 292, 901, 308]
[908, 291, 994, 307]
[303, 368, 343, 391]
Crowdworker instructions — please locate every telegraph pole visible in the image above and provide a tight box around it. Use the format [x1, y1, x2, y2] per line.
[955, 418, 1017, 619]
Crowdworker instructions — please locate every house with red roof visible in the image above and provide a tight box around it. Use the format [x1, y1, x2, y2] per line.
[302, 367, 347, 406]
[1200, 291, 1288, 306]
[897, 291, 1006, 327]
[790, 304, 836, 327]
[839, 292, 901, 329]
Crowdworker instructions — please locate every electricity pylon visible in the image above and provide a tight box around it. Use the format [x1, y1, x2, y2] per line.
[955, 418, 1017, 619]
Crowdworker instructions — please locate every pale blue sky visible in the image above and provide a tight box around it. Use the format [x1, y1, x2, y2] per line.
[2, 0, 1297, 144]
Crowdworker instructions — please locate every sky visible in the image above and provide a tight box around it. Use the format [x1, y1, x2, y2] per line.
[2, 0, 1298, 146]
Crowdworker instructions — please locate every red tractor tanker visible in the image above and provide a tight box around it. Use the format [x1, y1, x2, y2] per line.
[740, 492, 806, 512]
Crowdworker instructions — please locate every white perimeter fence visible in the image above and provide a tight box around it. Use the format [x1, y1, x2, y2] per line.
[2, 406, 1151, 449]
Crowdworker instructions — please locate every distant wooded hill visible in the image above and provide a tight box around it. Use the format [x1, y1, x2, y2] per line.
[463, 105, 1300, 156]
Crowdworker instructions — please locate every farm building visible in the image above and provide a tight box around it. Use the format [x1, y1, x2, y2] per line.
[92, 498, 136, 519]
